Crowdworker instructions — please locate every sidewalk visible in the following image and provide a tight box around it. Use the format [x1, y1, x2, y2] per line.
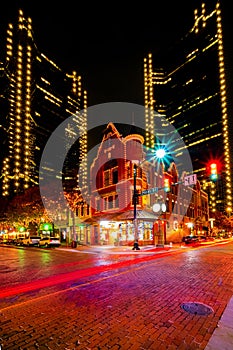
[59, 242, 182, 254]
[60, 238, 230, 254]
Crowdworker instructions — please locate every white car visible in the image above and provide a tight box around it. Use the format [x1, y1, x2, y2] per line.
[23, 236, 41, 246]
[38, 237, 61, 248]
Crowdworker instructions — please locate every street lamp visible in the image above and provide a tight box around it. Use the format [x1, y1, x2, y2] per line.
[152, 202, 166, 247]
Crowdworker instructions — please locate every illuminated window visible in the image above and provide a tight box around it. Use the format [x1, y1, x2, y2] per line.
[104, 170, 110, 186]
[103, 195, 119, 210]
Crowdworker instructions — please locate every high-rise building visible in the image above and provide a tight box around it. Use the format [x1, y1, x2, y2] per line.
[144, 1, 232, 216]
[0, 9, 88, 198]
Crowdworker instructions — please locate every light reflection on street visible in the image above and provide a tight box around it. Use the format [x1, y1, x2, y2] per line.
[18, 248, 26, 267]
[0, 246, 176, 300]
[40, 251, 52, 266]
[1, 240, 231, 304]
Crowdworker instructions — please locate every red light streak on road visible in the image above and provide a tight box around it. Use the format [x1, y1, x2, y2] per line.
[0, 250, 177, 299]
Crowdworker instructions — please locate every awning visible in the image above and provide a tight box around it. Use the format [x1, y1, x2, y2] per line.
[83, 217, 98, 224]
[85, 210, 159, 223]
[114, 210, 159, 221]
[90, 213, 120, 222]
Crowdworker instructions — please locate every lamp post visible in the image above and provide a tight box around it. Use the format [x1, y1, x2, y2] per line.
[132, 148, 168, 242]
[152, 202, 166, 247]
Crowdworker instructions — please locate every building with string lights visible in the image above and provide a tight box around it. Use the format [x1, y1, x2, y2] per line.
[0, 9, 88, 198]
[77, 122, 209, 246]
[144, 1, 232, 216]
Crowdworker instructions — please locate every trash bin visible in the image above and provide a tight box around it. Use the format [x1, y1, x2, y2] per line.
[71, 240, 77, 248]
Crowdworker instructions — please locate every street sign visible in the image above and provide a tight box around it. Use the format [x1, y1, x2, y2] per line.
[140, 175, 197, 195]
[184, 174, 197, 186]
[141, 187, 158, 195]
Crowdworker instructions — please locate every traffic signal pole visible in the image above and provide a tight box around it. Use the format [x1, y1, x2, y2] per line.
[134, 173, 197, 245]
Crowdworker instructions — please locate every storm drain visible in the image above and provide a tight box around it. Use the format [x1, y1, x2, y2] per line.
[181, 302, 214, 316]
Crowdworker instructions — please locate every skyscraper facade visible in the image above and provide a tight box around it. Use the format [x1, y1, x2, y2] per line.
[0, 9, 88, 198]
[144, 1, 232, 216]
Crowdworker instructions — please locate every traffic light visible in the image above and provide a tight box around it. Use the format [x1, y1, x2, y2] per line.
[210, 162, 218, 181]
[164, 178, 170, 192]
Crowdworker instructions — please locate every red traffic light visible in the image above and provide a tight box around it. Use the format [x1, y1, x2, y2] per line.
[207, 160, 220, 181]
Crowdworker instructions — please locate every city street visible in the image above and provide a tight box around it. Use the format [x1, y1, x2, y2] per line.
[0, 241, 233, 349]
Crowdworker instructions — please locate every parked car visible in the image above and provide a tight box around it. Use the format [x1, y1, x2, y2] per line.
[23, 236, 41, 246]
[199, 235, 208, 241]
[38, 237, 61, 248]
[14, 237, 24, 246]
[182, 235, 200, 244]
[0, 237, 8, 244]
[6, 238, 16, 244]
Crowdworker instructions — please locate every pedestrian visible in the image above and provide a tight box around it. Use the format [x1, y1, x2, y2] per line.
[132, 239, 140, 250]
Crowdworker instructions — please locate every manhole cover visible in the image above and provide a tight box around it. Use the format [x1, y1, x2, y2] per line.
[181, 302, 214, 315]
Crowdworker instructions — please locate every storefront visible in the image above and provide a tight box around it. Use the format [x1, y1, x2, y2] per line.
[93, 210, 158, 246]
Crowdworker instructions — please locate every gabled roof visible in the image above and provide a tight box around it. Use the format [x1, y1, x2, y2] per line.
[102, 122, 122, 142]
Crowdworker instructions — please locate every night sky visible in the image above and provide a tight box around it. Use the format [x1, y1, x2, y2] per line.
[1, 1, 232, 108]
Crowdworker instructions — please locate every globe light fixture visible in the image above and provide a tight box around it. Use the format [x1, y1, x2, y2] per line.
[152, 203, 166, 213]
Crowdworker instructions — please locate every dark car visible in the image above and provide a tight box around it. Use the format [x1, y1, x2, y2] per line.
[199, 235, 215, 242]
[182, 235, 200, 244]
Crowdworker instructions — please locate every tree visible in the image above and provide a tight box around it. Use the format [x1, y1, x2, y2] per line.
[4, 186, 47, 229]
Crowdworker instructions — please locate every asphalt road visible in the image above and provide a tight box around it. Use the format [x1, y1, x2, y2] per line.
[0, 241, 233, 349]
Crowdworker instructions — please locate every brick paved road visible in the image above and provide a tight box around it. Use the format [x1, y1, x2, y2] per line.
[1, 242, 233, 350]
